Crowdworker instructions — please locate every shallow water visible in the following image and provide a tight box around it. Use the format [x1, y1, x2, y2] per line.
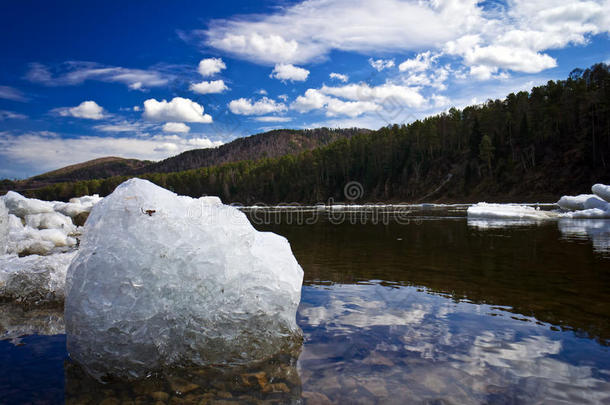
[2, 208, 610, 404]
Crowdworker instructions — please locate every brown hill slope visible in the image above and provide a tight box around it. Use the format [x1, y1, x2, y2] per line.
[137, 128, 369, 174]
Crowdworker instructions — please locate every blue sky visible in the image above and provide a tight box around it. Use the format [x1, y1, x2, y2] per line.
[1, 0, 609, 178]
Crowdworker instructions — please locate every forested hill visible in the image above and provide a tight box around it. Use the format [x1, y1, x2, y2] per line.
[137, 128, 368, 174]
[11, 63, 610, 203]
[6, 128, 367, 193]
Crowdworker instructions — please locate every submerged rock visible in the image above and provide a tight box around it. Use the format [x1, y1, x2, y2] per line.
[65, 178, 303, 379]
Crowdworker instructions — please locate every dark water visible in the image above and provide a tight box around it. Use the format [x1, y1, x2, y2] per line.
[2, 207, 610, 404]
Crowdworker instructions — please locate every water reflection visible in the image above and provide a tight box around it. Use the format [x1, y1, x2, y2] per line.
[559, 218, 610, 254]
[0, 303, 64, 344]
[469, 216, 610, 255]
[467, 217, 546, 229]
[298, 283, 610, 404]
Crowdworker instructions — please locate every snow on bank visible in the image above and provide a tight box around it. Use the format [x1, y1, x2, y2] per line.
[65, 178, 303, 379]
[0, 191, 103, 304]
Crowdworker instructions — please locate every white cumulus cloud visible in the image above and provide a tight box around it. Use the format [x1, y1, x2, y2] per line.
[292, 81, 427, 118]
[399, 51, 437, 72]
[190, 79, 229, 94]
[143, 97, 212, 123]
[270, 63, 310, 82]
[55, 101, 105, 120]
[197, 57, 226, 77]
[291, 88, 380, 118]
[228, 97, 287, 115]
[329, 72, 349, 82]
[369, 58, 395, 71]
[162, 122, 190, 133]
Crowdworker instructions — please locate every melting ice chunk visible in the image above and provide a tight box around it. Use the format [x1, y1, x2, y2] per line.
[592, 184, 610, 203]
[557, 194, 608, 211]
[65, 178, 303, 379]
[0, 251, 77, 303]
[2, 191, 55, 217]
[0, 200, 8, 255]
[467, 203, 557, 221]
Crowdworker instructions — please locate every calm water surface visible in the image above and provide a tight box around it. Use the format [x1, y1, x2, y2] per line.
[1, 207, 610, 404]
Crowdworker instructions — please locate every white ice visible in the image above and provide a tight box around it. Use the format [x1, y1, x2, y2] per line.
[467, 185, 610, 253]
[65, 178, 303, 379]
[557, 194, 608, 211]
[54, 194, 102, 218]
[0, 200, 8, 255]
[467, 203, 557, 221]
[0, 251, 77, 304]
[2, 191, 55, 217]
[25, 212, 76, 232]
[0, 190, 103, 256]
[592, 184, 610, 203]
[0, 190, 102, 303]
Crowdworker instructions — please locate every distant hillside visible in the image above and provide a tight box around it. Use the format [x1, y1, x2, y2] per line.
[8, 157, 150, 193]
[138, 128, 369, 174]
[10, 63, 610, 204]
[4, 127, 367, 196]
[32, 157, 149, 183]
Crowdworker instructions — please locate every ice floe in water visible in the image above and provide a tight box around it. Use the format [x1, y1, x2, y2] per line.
[0, 251, 77, 304]
[65, 178, 303, 379]
[467, 183, 610, 223]
[592, 184, 610, 202]
[0, 190, 103, 304]
[468, 184, 610, 252]
[467, 203, 558, 229]
[0, 190, 102, 256]
[0, 200, 8, 255]
[467, 203, 557, 221]
[557, 194, 608, 211]
[557, 184, 610, 218]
